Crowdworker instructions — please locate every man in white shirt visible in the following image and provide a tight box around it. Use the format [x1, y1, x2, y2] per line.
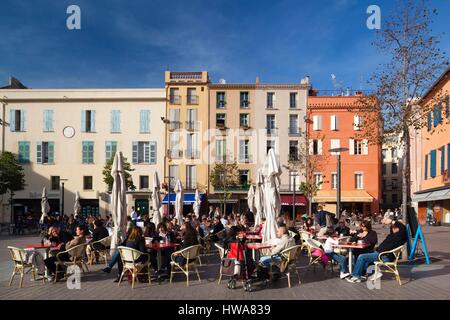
[130, 207, 138, 221]
[259, 225, 295, 269]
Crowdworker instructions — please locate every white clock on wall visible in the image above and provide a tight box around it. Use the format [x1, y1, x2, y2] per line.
[63, 126, 75, 138]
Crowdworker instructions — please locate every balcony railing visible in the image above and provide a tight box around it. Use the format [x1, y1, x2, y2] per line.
[186, 121, 199, 131]
[169, 95, 181, 104]
[216, 121, 227, 129]
[187, 95, 199, 105]
[167, 149, 183, 159]
[239, 124, 251, 130]
[238, 155, 253, 163]
[170, 72, 203, 80]
[240, 100, 250, 108]
[288, 127, 300, 135]
[214, 184, 251, 192]
[168, 121, 181, 131]
[217, 100, 226, 109]
[215, 155, 233, 163]
[185, 149, 200, 159]
[266, 127, 278, 135]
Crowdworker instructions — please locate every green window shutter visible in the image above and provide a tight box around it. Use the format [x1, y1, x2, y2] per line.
[48, 141, 55, 164]
[441, 145, 445, 175]
[149, 141, 157, 164]
[111, 141, 117, 160]
[18, 142, 25, 163]
[20, 110, 26, 131]
[105, 141, 111, 162]
[19, 141, 30, 163]
[132, 141, 138, 164]
[427, 112, 431, 131]
[89, 142, 94, 163]
[43, 110, 54, 132]
[424, 154, 428, 179]
[36, 141, 43, 164]
[140, 110, 150, 133]
[430, 149, 437, 178]
[91, 111, 96, 132]
[82, 141, 94, 164]
[82, 141, 87, 163]
[9, 110, 15, 132]
[111, 110, 120, 133]
[81, 111, 86, 132]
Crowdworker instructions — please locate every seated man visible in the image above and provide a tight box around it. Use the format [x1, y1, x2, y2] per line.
[259, 225, 295, 270]
[86, 219, 110, 263]
[210, 216, 225, 243]
[346, 221, 407, 283]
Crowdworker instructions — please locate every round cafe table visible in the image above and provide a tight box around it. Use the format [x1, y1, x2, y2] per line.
[245, 234, 262, 242]
[332, 242, 370, 274]
[25, 243, 59, 277]
[246, 243, 273, 261]
[146, 242, 180, 271]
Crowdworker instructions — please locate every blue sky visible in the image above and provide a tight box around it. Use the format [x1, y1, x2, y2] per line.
[0, 0, 449, 90]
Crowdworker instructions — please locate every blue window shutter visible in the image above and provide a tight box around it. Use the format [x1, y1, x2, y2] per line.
[105, 141, 111, 162]
[144, 142, 150, 163]
[9, 110, 15, 132]
[427, 112, 431, 131]
[111, 110, 120, 133]
[36, 141, 43, 164]
[48, 141, 55, 164]
[112, 141, 117, 160]
[139, 111, 144, 132]
[438, 104, 443, 124]
[446, 95, 449, 117]
[140, 110, 150, 133]
[18, 142, 24, 163]
[81, 111, 86, 132]
[430, 150, 437, 178]
[147, 110, 151, 132]
[48, 110, 54, 131]
[149, 141, 157, 164]
[441, 145, 445, 175]
[424, 154, 428, 179]
[132, 141, 138, 164]
[20, 110, 26, 131]
[43, 111, 47, 131]
[91, 110, 96, 132]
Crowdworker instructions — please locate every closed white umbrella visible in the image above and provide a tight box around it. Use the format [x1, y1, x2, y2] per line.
[174, 179, 184, 223]
[151, 172, 162, 226]
[74, 191, 81, 220]
[262, 149, 282, 243]
[254, 169, 265, 226]
[110, 151, 128, 256]
[247, 185, 255, 215]
[193, 188, 201, 217]
[39, 187, 50, 224]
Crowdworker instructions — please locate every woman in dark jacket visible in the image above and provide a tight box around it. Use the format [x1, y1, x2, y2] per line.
[350, 220, 378, 258]
[116, 227, 148, 281]
[172, 222, 200, 266]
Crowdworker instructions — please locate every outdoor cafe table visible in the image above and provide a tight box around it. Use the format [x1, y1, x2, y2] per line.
[332, 242, 370, 274]
[246, 243, 273, 261]
[245, 234, 262, 242]
[146, 242, 180, 270]
[24, 243, 59, 277]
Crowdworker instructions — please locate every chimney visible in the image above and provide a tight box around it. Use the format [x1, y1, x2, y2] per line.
[255, 76, 260, 85]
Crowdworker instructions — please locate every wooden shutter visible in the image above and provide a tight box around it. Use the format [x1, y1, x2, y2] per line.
[149, 141, 157, 164]
[90, 110, 96, 132]
[362, 139, 369, 155]
[9, 110, 15, 132]
[349, 139, 355, 155]
[36, 142, 43, 164]
[20, 110, 26, 131]
[317, 140, 323, 155]
[132, 141, 138, 164]
[430, 149, 437, 178]
[81, 111, 86, 132]
[48, 142, 55, 164]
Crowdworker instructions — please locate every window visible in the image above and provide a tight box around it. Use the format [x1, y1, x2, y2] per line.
[216, 139, 226, 162]
[354, 140, 363, 155]
[169, 109, 180, 130]
[170, 88, 180, 104]
[240, 114, 250, 127]
[216, 92, 226, 108]
[139, 110, 151, 133]
[37, 141, 54, 164]
[330, 115, 338, 131]
[18, 141, 30, 164]
[186, 133, 198, 158]
[427, 112, 432, 131]
[105, 141, 117, 162]
[392, 194, 398, 204]
[110, 110, 121, 133]
[51, 176, 60, 191]
[132, 141, 157, 164]
[392, 179, 398, 190]
[239, 170, 249, 186]
[289, 92, 297, 108]
[187, 88, 198, 104]
[382, 164, 387, 175]
[331, 173, 337, 190]
[391, 148, 398, 159]
[168, 133, 180, 158]
[240, 92, 250, 108]
[239, 140, 250, 163]
[353, 115, 362, 130]
[349, 139, 368, 155]
[267, 140, 275, 154]
[392, 163, 398, 175]
[266, 115, 276, 134]
[382, 149, 387, 160]
[140, 176, 149, 190]
[430, 149, 437, 178]
[289, 141, 299, 161]
[289, 171, 301, 191]
[330, 139, 340, 155]
[310, 139, 322, 155]
[168, 165, 179, 188]
[186, 165, 197, 189]
[186, 109, 198, 131]
[81, 110, 96, 133]
[313, 173, 323, 190]
[266, 92, 274, 108]
[312, 115, 322, 130]
[355, 173, 364, 189]
[83, 176, 93, 190]
[289, 115, 299, 134]
[10, 109, 26, 132]
[216, 113, 226, 127]
[433, 104, 442, 127]
[82, 141, 94, 164]
[43, 110, 54, 132]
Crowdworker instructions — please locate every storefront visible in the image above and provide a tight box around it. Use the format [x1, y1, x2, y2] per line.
[313, 190, 374, 215]
[280, 194, 308, 220]
[413, 186, 450, 226]
[162, 192, 206, 217]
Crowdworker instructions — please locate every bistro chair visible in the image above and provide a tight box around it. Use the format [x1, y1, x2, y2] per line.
[373, 245, 405, 286]
[270, 245, 302, 288]
[8, 246, 45, 288]
[117, 246, 152, 289]
[215, 242, 227, 284]
[305, 239, 334, 274]
[88, 235, 111, 266]
[54, 243, 90, 282]
[170, 244, 202, 287]
[299, 231, 312, 255]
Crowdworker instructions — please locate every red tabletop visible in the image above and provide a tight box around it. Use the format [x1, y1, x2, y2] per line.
[245, 235, 263, 241]
[246, 243, 272, 250]
[332, 242, 370, 249]
[146, 242, 180, 250]
[25, 244, 57, 249]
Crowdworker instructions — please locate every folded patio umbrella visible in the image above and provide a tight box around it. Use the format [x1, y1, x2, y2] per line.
[74, 191, 81, 219]
[39, 187, 50, 224]
[174, 179, 184, 224]
[247, 184, 255, 215]
[151, 172, 162, 226]
[254, 169, 265, 227]
[193, 188, 201, 217]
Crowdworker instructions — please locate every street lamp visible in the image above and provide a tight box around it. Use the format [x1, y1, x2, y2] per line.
[60, 178, 68, 216]
[328, 147, 349, 220]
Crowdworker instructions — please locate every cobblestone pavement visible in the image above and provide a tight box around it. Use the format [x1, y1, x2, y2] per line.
[0, 224, 449, 300]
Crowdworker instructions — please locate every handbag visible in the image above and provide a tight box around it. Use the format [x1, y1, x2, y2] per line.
[221, 258, 238, 276]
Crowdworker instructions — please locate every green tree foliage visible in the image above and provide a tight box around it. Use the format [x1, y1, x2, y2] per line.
[102, 158, 136, 192]
[0, 151, 26, 196]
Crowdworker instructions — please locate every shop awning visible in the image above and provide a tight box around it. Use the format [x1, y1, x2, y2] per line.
[412, 187, 450, 203]
[162, 193, 204, 205]
[313, 190, 373, 203]
[280, 194, 308, 206]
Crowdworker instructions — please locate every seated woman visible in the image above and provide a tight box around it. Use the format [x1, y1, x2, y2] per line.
[210, 216, 225, 243]
[303, 217, 314, 232]
[172, 222, 199, 266]
[151, 223, 175, 275]
[350, 220, 378, 261]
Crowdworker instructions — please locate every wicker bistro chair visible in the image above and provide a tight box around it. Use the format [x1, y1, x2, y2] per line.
[373, 245, 405, 286]
[88, 236, 111, 266]
[270, 245, 302, 288]
[117, 246, 152, 289]
[54, 243, 89, 282]
[8, 246, 45, 288]
[299, 231, 312, 255]
[170, 244, 202, 287]
[214, 242, 227, 284]
[305, 239, 334, 274]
